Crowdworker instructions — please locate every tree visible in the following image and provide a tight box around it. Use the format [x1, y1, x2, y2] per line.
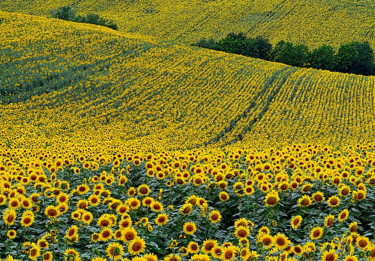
[254, 36, 272, 60]
[335, 42, 374, 75]
[271, 41, 309, 67]
[51, 6, 76, 21]
[308, 45, 336, 71]
[193, 37, 217, 49]
[50, 6, 118, 30]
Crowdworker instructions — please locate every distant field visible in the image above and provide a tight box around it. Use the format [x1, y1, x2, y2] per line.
[0, 0, 374, 48]
[1, 11, 375, 154]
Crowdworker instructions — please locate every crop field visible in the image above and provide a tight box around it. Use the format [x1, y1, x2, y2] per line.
[1, 6, 375, 261]
[0, 0, 374, 48]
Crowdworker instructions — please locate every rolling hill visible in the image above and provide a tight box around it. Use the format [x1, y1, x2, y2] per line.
[0, 0, 374, 48]
[1, 11, 375, 155]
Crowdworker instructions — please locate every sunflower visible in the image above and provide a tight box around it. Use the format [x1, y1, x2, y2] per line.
[65, 225, 79, 240]
[7, 230, 16, 239]
[368, 246, 375, 261]
[321, 249, 338, 261]
[349, 222, 358, 232]
[44, 206, 60, 218]
[128, 237, 146, 255]
[81, 211, 93, 225]
[137, 184, 151, 196]
[264, 191, 280, 207]
[122, 227, 138, 241]
[187, 241, 200, 254]
[201, 239, 218, 253]
[88, 195, 101, 206]
[324, 214, 335, 227]
[97, 214, 114, 228]
[143, 253, 158, 261]
[339, 185, 351, 197]
[119, 219, 132, 229]
[106, 242, 124, 260]
[327, 195, 340, 207]
[221, 246, 237, 260]
[273, 233, 290, 250]
[21, 211, 35, 227]
[290, 215, 303, 229]
[142, 197, 154, 207]
[219, 191, 230, 202]
[212, 246, 223, 258]
[150, 201, 163, 212]
[183, 222, 197, 235]
[8, 198, 21, 209]
[356, 236, 370, 250]
[312, 191, 325, 202]
[208, 210, 222, 223]
[125, 198, 141, 210]
[234, 226, 250, 239]
[310, 227, 324, 240]
[76, 184, 90, 195]
[259, 234, 274, 249]
[293, 245, 303, 255]
[235, 218, 249, 228]
[179, 203, 193, 215]
[338, 209, 349, 222]
[191, 254, 209, 261]
[155, 213, 169, 226]
[99, 228, 113, 242]
[91, 257, 106, 261]
[28, 245, 41, 260]
[278, 182, 289, 191]
[344, 256, 358, 261]
[3, 209, 17, 226]
[297, 195, 312, 207]
[42, 251, 53, 261]
[21, 197, 32, 209]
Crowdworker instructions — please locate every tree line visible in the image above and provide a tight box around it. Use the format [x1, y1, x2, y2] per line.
[194, 33, 375, 76]
[51, 6, 118, 30]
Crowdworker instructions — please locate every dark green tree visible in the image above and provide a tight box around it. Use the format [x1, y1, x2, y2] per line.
[335, 42, 374, 75]
[308, 45, 336, 71]
[254, 36, 272, 60]
[193, 37, 217, 49]
[51, 6, 76, 21]
[271, 41, 309, 67]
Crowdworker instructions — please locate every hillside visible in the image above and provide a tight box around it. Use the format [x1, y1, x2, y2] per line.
[1, 11, 375, 155]
[0, 0, 374, 48]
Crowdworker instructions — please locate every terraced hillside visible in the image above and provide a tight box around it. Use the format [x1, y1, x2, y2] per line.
[1, 11, 375, 154]
[0, 0, 374, 48]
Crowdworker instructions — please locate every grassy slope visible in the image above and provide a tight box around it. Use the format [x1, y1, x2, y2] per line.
[0, 0, 374, 48]
[1, 11, 375, 153]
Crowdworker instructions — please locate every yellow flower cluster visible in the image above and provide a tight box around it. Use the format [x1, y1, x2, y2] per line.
[0, 144, 374, 260]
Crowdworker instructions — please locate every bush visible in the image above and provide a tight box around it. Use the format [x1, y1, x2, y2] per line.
[51, 6, 118, 30]
[193, 33, 374, 76]
[308, 45, 336, 71]
[335, 41, 374, 75]
[271, 41, 309, 67]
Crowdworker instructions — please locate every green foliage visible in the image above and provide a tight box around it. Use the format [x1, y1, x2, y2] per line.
[214, 33, 272, 60]
[50, 5, 76, 21]
[192, 37, 217, 49]
[51, 6, 118, 30]
[308, 45, 336, 71]
[335, 41, 375, 75]
[271, 41, 309, 67]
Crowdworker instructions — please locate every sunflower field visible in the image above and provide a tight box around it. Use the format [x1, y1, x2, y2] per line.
[1, 144, 375, 260]
[2, 6, 375, 261]
[0, 0, 374, 48]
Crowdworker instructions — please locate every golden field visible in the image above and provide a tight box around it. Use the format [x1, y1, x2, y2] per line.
[1, 9, 375, 261]
[0, 0, 374, 48]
